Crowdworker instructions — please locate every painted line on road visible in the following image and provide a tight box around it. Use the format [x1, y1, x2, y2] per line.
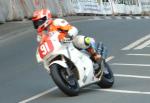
[115, 74, 150, 79]
[19, 87, 58, 103]
[71, 19, 92, 23]
[121, 34, 150, 50]
[146, 45, 150, 48]
[135, 16, 141, 19]
[70, 18, 101, 23]
[125, 16, 132, 19]
[88, 88, 150, 95]
[0, 28, 33, 44]
[126, 53, 150, 56]
[144, 16, 150, 19]
[111, 63, 150, 67]
[134, 39, 150, 49]
[19, 73, 150, 103]
[19, 56, 114, 103]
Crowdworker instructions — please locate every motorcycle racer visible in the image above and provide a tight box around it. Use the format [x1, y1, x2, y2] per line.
[32, 9, 101, 63]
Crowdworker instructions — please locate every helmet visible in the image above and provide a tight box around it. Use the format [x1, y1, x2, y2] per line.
[32, 9, 52, 32]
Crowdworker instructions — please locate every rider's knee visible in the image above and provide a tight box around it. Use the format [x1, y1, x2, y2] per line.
[73, 35, 95, 49]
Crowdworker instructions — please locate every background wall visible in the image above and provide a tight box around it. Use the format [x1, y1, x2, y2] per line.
[0, 0, 150, 23]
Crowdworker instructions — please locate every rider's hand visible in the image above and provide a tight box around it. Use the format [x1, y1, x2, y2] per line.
[61, 37, 71, 43]
[37, 35, 41, 42]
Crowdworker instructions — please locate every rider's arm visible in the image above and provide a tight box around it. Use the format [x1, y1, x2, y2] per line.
[53, 19, 78, 38]
[36, 31, 47, 43]
[67, 26, 78, 37]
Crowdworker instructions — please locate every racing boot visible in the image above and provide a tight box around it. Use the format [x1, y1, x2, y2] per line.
[87, 47, 102, 78]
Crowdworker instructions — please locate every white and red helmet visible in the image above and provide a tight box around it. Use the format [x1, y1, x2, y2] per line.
[32, 9, 52, 32]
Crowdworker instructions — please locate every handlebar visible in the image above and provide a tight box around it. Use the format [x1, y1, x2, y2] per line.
[61, 37, 72, 43]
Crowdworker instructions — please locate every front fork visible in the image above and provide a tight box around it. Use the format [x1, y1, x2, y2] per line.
[61, 55, 77, 85]
[61, 56, 73, 76]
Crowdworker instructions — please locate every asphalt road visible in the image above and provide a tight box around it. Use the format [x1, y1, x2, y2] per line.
[1, 16, 150, 103]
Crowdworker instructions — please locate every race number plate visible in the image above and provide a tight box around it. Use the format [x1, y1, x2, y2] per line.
[38, 39, 54, 59]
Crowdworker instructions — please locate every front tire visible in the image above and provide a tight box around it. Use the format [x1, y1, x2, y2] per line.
[97, 61, 114, 88]
[50, 64, 79, 96]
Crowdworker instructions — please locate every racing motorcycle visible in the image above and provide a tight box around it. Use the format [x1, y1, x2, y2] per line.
[36, 31, 114, 96]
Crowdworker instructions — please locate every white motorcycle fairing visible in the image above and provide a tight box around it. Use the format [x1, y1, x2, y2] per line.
[36, 32, 102, 88]
[51, 43, 102, 87]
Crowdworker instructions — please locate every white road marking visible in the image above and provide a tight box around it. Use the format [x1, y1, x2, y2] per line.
[19, 56, 114, 102]
[88, 88, 150, 95]
[19, 87, 58, 103]
[20, 73, 150, 103]
[146, 45, 150, 47]
[135, 17, 141, 19]
[144, 16, 150, 19]
[93, 16, 102, 20]
[121, 34, 150, 50]
[115, 74, 150, 79]
[111, 63, 150, 67]
[0, 28, 32, 44]
[70, 19, 95, 23]
[116, 16, 122, 19]
[134, 39, 150, 49]
[126, 53, 150, 56]
[126, 16, 132, 19]
[88, 71, 150, 94]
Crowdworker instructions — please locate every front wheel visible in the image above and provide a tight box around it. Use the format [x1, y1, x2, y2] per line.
[50, 64, 79, 96]
[97, 61, 114, 88]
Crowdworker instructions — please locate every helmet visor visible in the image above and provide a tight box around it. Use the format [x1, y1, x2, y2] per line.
[33, 16, 47, 29]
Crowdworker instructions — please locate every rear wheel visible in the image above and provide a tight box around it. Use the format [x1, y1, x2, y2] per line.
[50, 64, 79, 96]
[97, 61, 114, 88]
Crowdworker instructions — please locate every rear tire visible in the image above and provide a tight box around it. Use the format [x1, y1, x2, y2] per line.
[97, 61, 114, 88]
[50, 64, 79, 96]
